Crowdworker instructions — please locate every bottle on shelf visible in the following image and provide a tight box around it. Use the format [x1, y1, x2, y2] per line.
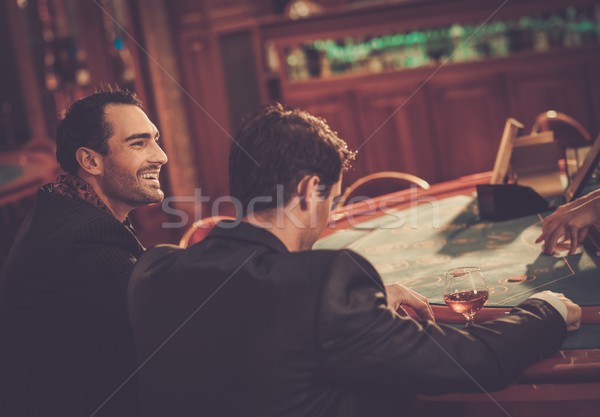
[564, 6, 583, 48]
[488, 21, 509, 57]
[547, 12, 566, 48]
[474, 24, 492, 58]
[517, 16, 534, 52]
[532, 14, 551, 52]
[264, 41, 280, 74]
[286, 46, 308, 80]
[449, 23, 467, 61]
[460, 25, 480, 61]
[426, 28, 451, 63]
[577, 7, 596, 45]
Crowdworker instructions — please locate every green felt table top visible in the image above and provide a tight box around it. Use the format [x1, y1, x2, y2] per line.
[0, 165, 23, 187]
[315, 195, 600, 307]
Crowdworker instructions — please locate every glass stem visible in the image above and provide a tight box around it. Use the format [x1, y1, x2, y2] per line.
[464, 314, 475, 328]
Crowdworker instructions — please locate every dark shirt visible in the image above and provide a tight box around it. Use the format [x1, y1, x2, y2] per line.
[129, 221, 566, 417]
[0, 186, 143, 416]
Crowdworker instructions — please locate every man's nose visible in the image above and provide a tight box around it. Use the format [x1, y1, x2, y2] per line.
[151, 141, 168, 165]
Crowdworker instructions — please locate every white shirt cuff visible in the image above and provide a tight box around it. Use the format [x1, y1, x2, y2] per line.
[528, 291, 568, 322]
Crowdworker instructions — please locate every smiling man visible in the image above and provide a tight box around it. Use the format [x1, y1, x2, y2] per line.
[0, 88, 167, 417]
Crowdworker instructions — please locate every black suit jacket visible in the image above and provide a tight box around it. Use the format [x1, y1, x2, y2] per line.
[0, 186, 143, 417]
[129, 221, 566, 417]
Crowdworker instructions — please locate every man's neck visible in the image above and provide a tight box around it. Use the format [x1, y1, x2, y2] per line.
[243, 215, 304, 252]
[77, 173, 130, 223]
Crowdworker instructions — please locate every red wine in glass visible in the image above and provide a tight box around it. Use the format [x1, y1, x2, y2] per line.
[444, 267, 489, 327]
[444, 290, 489, 315]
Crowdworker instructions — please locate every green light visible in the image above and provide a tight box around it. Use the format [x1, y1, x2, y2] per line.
[288, 4, 600, 75]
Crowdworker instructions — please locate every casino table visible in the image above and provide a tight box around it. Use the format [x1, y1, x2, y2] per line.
[0, 149, 57, 206]
[316, 172, 600, 408]
[0, 149, 58, 268]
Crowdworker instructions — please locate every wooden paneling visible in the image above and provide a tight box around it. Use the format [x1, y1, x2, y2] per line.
[1, 0, 30, 149]
[136, 0, 204, 239]
[279, 58, 598, 183]
[170, 0, 206, 27]
[357, 85, 439, 182]
[219, 30, 262, 133]
[178, 30, 232, 198]
[507, 65, 590, 131]
[75, 1, 116, 85]
[428, 74, 508, 180]
[584, 62, 600, 137]
[170, 0, 262, 200]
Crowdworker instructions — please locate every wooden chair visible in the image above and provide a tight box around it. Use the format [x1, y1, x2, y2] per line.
[338, 171, 430, 207]
[531, 111, 593, 179]
[179, 215, 236, 248]
[532, 111, 592, 148]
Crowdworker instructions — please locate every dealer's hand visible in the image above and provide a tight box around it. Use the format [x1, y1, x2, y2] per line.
[385, 283, 435, 322]
[536, 190, 600, 255]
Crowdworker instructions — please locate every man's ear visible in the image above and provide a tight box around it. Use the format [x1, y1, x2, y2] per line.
[75, 147, 103, 175]
[297, 175, 320, 210]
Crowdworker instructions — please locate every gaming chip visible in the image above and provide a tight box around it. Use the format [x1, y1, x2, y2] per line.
[507, 274, 528, 282]
[555, 242, 571, 251]
[552, 242, 583, 256]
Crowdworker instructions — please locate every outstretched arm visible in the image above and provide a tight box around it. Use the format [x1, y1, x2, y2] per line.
[317, 250, 570, 394]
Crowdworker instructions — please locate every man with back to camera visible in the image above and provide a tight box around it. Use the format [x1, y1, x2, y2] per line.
[0, 88, 168, 416]
[129, 103, 580, 417]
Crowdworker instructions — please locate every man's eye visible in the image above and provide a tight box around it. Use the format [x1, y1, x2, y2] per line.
[131, 141, 144, 147]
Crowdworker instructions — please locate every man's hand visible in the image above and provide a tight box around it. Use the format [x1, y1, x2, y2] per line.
[385, 283, 435, 322]
[536, 192, 600, 255]
[551, 292, 582, 331]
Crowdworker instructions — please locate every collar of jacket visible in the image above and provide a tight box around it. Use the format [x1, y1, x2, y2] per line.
[40, 183, 137, 230]
[204, 220, 289, 253]
[36, 185, 145, 252]
[49, 173, 110, 215]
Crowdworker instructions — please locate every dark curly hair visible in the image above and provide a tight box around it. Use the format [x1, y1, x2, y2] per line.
[56, 87, 143, 174]
[229, 103, 356, 215]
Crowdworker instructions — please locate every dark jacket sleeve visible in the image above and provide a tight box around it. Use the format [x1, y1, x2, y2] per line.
[315, 250, 567, 394]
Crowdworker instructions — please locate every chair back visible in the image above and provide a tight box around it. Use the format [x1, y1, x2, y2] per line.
[339, 171, 430, 206]
[532, 111, 594, 179]
[179, 215, 236, 248]
[532, 111, 592, 148]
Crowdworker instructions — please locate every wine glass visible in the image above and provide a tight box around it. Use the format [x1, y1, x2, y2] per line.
[443, 267, 489, 328]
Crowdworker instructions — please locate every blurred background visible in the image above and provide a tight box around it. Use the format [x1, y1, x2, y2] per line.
[1, 0, 600, 263]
